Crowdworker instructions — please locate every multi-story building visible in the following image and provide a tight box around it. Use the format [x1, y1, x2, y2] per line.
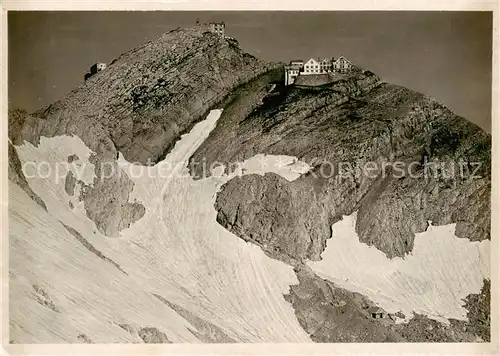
[332, 56, 353, 73]
[290, 60, 304, 67]
[91, 62, 107, 74]
[284, 65, 301, 85]
[209, 22, 225, 37]
[320, 58, 333, 73]
[283, 56, 355, 85]
[284, 60, 305, 85]
[303, 58, 321, 74]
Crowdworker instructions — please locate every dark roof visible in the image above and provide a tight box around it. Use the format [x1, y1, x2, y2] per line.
[367, 306, 384, 314]
[336, 55, 351, 63]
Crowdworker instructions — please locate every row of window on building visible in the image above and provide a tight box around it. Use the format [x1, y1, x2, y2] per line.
[209, 22, 225, 36]
[196, 20, 227, 37]
[284, 56, 355, 85]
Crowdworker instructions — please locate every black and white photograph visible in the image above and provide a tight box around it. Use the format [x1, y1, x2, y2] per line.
[1, 2, 498, 354]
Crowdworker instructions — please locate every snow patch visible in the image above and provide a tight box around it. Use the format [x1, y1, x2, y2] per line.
[15, 135, 96, 221]
[17, 135, 95, 185]
[9, 181, 198, 343]
[307, 212, 490, 324]
[11, 109, 312, 342]
[116, 109, 312, 341]
[214, 153, 312, 182]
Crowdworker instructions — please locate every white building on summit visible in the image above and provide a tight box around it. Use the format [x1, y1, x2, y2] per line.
[197, 20, 235, 41]
[284, 56, 355, 85]
[303, 58, 321, 74]
[84, 62, 107, 81]
[284, 60, 304, 86]
[333, 56, 353, 73]
[209, 22, 226, 37]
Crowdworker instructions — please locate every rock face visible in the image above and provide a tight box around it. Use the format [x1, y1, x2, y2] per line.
[8, 25, 491, 344]
[195, 68, 490, 341]
[9, 27, 276, 237]
[8, 141, 47, 211]
[195, 72, 490, 260]
[293, 71, 363, 87]
[215, 173, 331, 262]
[284, 266, 405, 342]
[284, 266, 488, 342]
[137, 327, 172, 344]
[32, 27, 275, 165]
[152, 294, 235, 343]
[64, 171, 77, 196]
[392, 280, 490, 342]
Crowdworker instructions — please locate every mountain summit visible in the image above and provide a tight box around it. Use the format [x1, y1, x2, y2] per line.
[10, 27, 276, 237]
[8, 26, 491, 344]
[30, 27, 275, 164]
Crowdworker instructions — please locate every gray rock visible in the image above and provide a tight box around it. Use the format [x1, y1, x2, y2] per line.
[152, 293, 235, 343]
[284, 266, 405, 342]
[67, 154, 79, 163]
[32, 284, 59, 313]
[215, 173, 330, 262]
[201, 77, 490, 260]
[461, 279, 490, 341]
[31, 27, 276, 166]
[61, 222, 128, 275]
[9, 28, 275, 237]
[80, 157, 146, 237]
[285, 266, 489, 342]
[138, 327, 171, 343]
[64, 171, 77, 196]
[8, 141, 47, 211]
[77, 334, 92, 343]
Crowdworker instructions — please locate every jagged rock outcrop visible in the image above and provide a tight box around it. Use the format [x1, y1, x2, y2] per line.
[284, 266, 405, 342]
[285, 267, 489, 342]
[32, 27, 276, 165]
[293, 70, 364, 87]
[9, 27, 277, 236]
[64, 171, 77, 196]
[215, 173, 331, 262]
[392, 280, 490, 342]
[137, 327, 172, 343]
[193, 72, 490, 260]
[204, 71, 490, 341]
[8, 141, 47, 211]
[152, 294, 235, 343]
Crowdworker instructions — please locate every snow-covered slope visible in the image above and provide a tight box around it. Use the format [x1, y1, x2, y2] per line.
[9, 107, 491, 342]
[308, 212, 490, 324]
[10, 109, 312, 343]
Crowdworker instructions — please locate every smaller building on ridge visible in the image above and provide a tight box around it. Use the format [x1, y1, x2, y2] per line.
[84, 62, 107, 81]
[209, 22, 225, 37]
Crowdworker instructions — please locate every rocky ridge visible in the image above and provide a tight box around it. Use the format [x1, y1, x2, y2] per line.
[285, 266, 490, 342]
[9, 27, 276, 237]
[8, 26, 491, 343]
[191, 73, 490, 260]
[189, 66, 491, 341]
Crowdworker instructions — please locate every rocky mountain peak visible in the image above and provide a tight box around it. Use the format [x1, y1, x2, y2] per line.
[9, 26, 278, 238]
[8, 23, 491, 344]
